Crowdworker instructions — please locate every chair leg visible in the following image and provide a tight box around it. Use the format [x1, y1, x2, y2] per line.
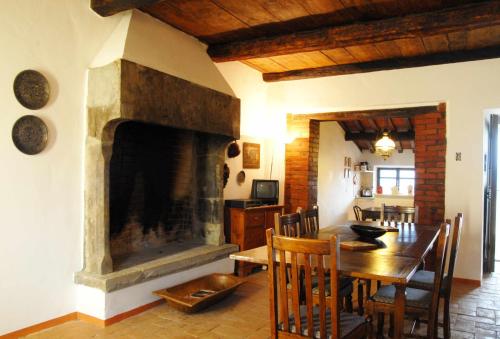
[443, 297, 451, 339]
[377, 312, 385, 338]
[346, 293, 353, 313]
[388, 314, 394, 337]
[366, 279, 372, 299]
[358, 280, 364, 315]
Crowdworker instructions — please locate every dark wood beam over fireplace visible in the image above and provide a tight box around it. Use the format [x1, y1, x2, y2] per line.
[207, 2, 500, 62]
[91, 0, 161, 16]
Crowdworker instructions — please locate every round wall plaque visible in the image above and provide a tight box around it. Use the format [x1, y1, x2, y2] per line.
[13, 70, 50, 110]
[12, 115, 48, 155]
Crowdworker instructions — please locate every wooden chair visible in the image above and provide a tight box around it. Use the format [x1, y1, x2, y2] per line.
[297, 205, 319, 235]
[366, 221, 450, 338]
[407, 213, 464, 339]
[353, 205, 363, 221]
[266, 228, 369, 338]
[275, 210, 355, 313]
[274, 212, 301, 237]
[380, 204, 419, 224]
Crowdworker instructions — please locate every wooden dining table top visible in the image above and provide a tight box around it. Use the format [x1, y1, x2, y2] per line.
[229, 221, 440, 285]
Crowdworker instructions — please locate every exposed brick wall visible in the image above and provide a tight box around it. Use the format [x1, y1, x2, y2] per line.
[414, 104, 447, 225]
[308, 120, 320, 210]
[285, 115, 316, 212]
[285, 105, 447, 225]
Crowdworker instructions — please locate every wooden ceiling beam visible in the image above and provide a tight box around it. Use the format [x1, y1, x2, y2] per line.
[91, 0, 161, 16]
[345, 131, 415, 142]
[294, 106, 438, 121]
[353, 120, 365, 133]
[208, 2, 500, 62]
[263, 45, 500, 81]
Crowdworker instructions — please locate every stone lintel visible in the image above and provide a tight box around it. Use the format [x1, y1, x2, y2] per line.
[87, 59, 240, 141]
[75, 244, 238, 292]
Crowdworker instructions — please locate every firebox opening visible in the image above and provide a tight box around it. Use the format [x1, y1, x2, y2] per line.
[109, 121, 203, 269]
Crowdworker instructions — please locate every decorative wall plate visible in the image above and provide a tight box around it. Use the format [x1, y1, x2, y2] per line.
[13, 70, 50, 109]
[12, 115, 48, 155]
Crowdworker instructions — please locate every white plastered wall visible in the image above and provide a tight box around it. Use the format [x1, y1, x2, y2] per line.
[318, 122, 362, 226]
[360, 149, 415, 168]
[0, 1, 124, 335]
[216, 62, 283, 203]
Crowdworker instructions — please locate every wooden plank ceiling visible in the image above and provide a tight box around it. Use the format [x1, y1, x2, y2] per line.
[91, 0, 500, 81]
[339, 116, 415, 153]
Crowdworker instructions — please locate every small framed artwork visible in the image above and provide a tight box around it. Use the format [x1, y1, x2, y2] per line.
[243, 142, 260, 169]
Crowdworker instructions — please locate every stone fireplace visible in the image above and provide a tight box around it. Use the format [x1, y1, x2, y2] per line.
[75, 59, 240, 292]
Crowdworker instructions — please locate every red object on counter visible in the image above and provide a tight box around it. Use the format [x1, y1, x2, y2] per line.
[377, 185, 383, 194]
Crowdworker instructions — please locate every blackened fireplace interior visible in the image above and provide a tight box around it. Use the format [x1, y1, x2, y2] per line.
[109, 121, 206, 269]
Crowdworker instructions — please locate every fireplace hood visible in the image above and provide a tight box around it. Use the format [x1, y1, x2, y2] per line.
[75, 59, 240, 292]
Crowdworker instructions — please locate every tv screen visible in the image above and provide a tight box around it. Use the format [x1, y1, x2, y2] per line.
[251, 179, 279, 202]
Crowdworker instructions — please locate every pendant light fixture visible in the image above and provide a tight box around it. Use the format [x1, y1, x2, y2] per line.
[375, 117, 396, 160]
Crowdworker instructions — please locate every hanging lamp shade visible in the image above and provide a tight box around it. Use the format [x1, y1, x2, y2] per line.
[375, 130, 396, 160]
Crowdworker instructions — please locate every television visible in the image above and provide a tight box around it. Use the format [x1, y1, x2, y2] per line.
[251, 179, 279, 205]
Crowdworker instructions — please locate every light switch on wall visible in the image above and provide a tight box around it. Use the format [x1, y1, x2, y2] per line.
[456, 152, 462, 161]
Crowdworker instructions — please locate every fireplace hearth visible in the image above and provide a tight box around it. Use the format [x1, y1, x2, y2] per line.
[75, 59, 240, 292]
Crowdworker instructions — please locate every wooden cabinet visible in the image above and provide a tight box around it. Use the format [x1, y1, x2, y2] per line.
[225, 205, 283, 276]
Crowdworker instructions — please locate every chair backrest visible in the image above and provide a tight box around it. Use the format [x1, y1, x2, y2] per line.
[274, 212, 301, 237]
[297, 205, 319, 235]
[443, 213, 464, 296]
[266, 228, 341, 338]
[428, 222, 450, 338]
[380, 204, 418, 223]
[353, 205, 362, 221]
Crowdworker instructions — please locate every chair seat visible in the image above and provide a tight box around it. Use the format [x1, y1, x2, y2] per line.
[280, 305, 366, 338]
[372, 285, 432, 309]
[312, 276, 354, 296]
[287, 276, 354, 296]
[407, 270, 448, 292]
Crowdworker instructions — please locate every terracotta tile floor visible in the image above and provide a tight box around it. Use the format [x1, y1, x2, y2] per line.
[25, 269, 500, 338]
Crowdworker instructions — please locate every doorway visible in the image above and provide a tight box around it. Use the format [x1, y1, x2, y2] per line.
[484, 113, 499, 273]
[285, 104, 447, 227]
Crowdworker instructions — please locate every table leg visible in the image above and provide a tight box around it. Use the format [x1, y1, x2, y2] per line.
[394, 284, 406, 339]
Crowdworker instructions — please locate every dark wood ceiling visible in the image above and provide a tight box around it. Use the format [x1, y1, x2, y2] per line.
[338, 117, 415, 153]
[91, 1, 500, 81]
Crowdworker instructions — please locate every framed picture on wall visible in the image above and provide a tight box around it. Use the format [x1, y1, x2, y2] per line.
[243, 142, 260, 169]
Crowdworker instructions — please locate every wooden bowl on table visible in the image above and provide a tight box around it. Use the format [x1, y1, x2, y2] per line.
[350, 224, 387, 240]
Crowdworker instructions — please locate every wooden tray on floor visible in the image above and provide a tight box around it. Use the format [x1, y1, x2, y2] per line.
[153, 273, 245, 313]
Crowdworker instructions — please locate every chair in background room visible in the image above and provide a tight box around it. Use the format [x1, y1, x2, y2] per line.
[274, 212, 301, 237]
[266, 229, 369, 338]
[380, 203, 419, 224]
[366, 222, 450, 338]
[297, 205, 319, 235]
[353, 205, 363, 221]
[407, 213, 464, 339]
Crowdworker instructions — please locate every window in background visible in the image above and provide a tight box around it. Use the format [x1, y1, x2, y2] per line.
[376, 167, 415, 194]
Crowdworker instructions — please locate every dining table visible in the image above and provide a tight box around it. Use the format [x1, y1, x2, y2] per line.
[229, 220, 440, 339]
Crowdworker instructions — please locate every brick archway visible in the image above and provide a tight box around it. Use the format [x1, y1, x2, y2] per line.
[285, 104, 446, 226]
